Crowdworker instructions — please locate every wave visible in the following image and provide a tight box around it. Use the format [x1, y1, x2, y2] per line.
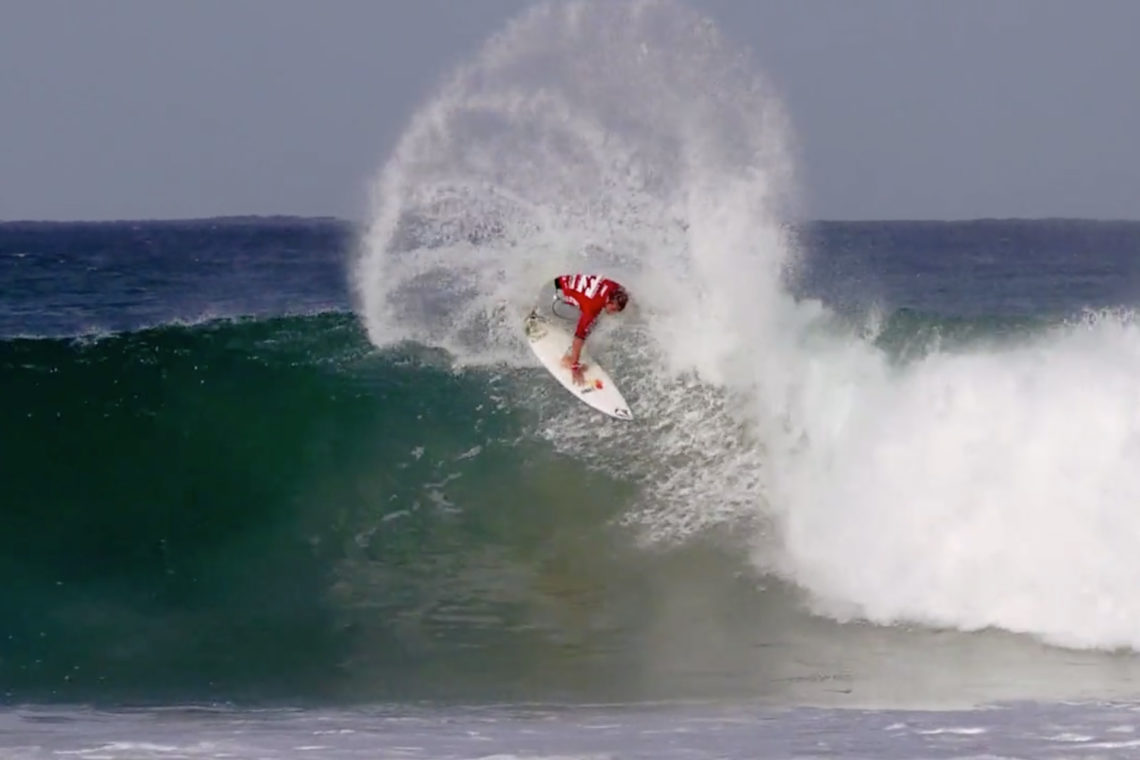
[6, 299, 1140, 705]
[8, 0, 1140, 707]
[352, 0, 1140, 656]
[0, 314, 542, 701]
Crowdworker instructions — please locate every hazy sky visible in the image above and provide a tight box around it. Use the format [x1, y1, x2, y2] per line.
[2, 0, 1138, 221]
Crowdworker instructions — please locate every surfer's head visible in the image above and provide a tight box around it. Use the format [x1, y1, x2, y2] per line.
[606, 285, 629, 313]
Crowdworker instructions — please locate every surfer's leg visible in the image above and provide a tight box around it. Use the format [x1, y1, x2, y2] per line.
[539, 279, 569, 320]
[550, 278, 586, 321]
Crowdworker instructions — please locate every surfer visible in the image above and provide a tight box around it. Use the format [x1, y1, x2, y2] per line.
[553, 274, 629, 385]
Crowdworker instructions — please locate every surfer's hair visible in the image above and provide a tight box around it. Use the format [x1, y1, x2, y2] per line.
[609, 286, 629, 311]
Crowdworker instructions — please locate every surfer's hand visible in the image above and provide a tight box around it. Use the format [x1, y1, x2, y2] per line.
[561, 354, 587, 383]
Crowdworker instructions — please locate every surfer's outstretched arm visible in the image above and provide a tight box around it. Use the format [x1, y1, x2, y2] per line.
[564, 336, 585, 366]
[561, 336, 588, 384]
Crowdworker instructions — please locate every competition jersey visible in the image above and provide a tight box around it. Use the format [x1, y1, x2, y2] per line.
[555, 274, 621, 340]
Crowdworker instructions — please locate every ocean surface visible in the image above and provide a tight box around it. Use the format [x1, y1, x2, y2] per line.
[8, 1, 1140, 757]
[5, 215, 1140, 757]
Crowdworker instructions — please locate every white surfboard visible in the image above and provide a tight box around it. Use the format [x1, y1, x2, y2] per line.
[524, 309, 633, 420]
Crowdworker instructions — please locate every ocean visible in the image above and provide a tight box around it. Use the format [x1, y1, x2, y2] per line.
[6, 215, 1140, 757]
[7, 1, 1140, 757]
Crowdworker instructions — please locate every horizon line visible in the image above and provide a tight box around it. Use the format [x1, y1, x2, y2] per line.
[3, 214, 1140, 226]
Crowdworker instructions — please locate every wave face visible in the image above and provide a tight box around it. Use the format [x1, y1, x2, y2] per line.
[2, 315, 649, 704]
[355, 0, 1140, 657]
[8, 304, 1140, 706]
[3, 314, 830, 706]
[2, 316, 384, 701]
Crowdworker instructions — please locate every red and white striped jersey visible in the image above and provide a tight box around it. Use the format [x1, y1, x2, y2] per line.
[555, 274, 622, 340]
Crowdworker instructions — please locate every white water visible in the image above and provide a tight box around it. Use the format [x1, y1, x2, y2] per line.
[355, 0, 1140, 653]
[775, 313, 1140, 650]
[9, 703, 1140, 759]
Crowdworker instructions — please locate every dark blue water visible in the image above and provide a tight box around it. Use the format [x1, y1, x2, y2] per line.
[796, 219, 1140, 318]
[7, 218, 1140, 340]
[0, 217, 352, 337]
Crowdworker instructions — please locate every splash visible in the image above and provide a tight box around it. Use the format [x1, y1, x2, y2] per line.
[354, 0, 797, 362]
[355, 0, 1140, 652]
[769, 310, 1140, 650]
[354, 0, 800, 540]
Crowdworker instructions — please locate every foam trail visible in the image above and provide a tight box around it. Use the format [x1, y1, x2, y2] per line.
[354, 0, 1140, 652]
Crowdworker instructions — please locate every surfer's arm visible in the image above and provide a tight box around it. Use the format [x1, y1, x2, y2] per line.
[560, 303, 599, 383]
[572, 305, 601, 345]
[567, 336, 585, 366]
[561, 336, 585, 368]
[560, 336, 588, 384]
[564, 310, 596, 365]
